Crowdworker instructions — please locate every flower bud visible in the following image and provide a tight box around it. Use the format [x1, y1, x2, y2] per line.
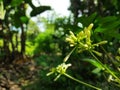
[97, 41, 108, 45]
[92, 50, 102, 57]
[88, 23, 94, 31]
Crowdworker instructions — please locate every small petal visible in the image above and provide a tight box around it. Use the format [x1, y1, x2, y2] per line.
[69, 31, 77, 41]
[88, 23, 94, 31]
[92, 50, 102, 57]
[97, 41, 108, 45]
[46, 72, 54, 76]
[54, 74, 61, 81]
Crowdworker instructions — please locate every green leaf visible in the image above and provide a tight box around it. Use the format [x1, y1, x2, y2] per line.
[111, 0, 118, 9]
[20, 16, 29, 24]
[92, 68, 102, 74]
[97, 16, 117, 24]
[30, 6, 51, 17]
[106, 30, 120, 39]
[83, 58, 104, 70]
[12, 11, 22, 27]
[77, 12, 97, 27]
[12, 10, 27, 27]
[96, 16, 120, 30]
[94, 16, 120, 39]
[11, 0, 23, 7]
[24, 0, 35, 8]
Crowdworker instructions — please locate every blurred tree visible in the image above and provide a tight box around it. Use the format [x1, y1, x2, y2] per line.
[69, 0, 120, 24]
[33, 17, 56, 55]
[0, 0, 51, 64]
[27, 20, 40, 42]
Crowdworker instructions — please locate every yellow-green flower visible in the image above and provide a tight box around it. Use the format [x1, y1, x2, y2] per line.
[66, 23, 107, 56]
[47, 63, 71, 81]
[66, 31, 77, 47]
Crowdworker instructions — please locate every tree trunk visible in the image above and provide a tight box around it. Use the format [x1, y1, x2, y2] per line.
[20, 24, 26, 55]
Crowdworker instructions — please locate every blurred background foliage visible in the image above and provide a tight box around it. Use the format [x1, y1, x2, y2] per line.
[0, 0, 120, 90]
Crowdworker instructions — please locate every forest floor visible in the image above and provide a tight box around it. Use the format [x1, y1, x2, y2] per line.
[0, 58, 39, 90]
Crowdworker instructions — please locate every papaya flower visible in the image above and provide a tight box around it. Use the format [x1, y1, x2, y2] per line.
[66, 23, 107, 56]
[47, 63, 71, 81]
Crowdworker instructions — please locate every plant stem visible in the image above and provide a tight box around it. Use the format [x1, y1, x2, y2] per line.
[64, 73, 101, 90]
[100, 46, 114, 61]
[89, 51, 120, 82]
[100, 46, 117, 67]
[89, 51, 104, 66]
[63, 47, 76, 62]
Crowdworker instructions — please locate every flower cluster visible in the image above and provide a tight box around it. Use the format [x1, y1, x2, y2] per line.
[47, 63, 71, 81]
[66, 23, 107, 56]
[66, 23, 93, 48]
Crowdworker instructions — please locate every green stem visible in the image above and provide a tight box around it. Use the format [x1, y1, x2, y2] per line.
[64, 73, 101, 90]
[63, 47, 76, 62]
[111, 82, 120, 88]
[89, 51, 104, 66]
[100, 46, 114, 61]
[104, 65, 120, 82]
[89, 51, 120, 82]
[100, 46, 117, 67]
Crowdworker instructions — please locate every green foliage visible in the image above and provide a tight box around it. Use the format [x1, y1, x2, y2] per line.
[34, 33, 52, 54]
[47, 23, 120, 90]
[21, 0, 120, 90]
[77, 12, 97, 27]
[0, 0, 51, 63]
[27, 20, 40, 42]
[34, 23, 56, 54]
[11, 0, 23, 7]
[0, 1, 6, 20]
[1, 0, 120, 89]
[94, 16, 120, 39]
[11, 6, 28, 27]
[25, 41, 35, 56]
[83, 58, 104, 70]
[30, 6, 51, 17]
